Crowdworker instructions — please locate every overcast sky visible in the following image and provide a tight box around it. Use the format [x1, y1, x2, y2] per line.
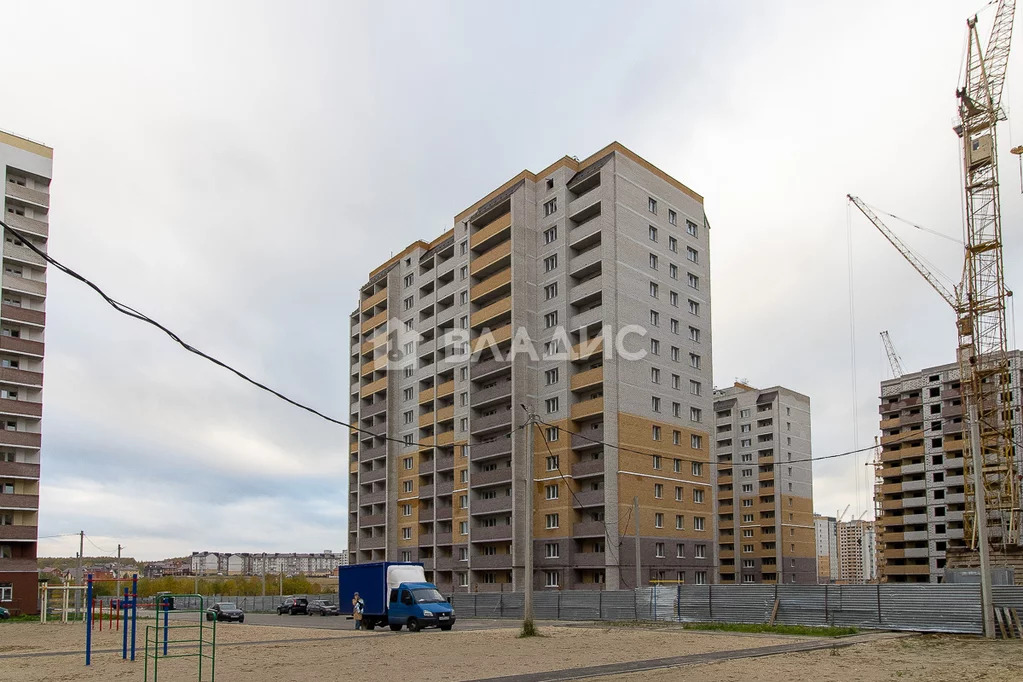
[4, 0, 1021, 561]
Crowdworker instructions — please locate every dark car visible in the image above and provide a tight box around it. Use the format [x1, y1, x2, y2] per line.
[306, 599, 340, 616]
[276, 597, 308, 615]
[206, 602, 244, 623]
[0, 606, 10, 620]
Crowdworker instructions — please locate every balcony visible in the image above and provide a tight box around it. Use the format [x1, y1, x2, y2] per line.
[0, 398, 41, 419]
[2, 213, 48, 238]
[569, 245, 602, 279]
[360, 288, 387, 312]
[362, 399, 387, 418]
[0, 431, 41, 448]
[0, 461, 39, 478]
[436, 478, 455, 495]
[360, 376, 388, 397]
[470, 267, 512, 304]
[2, 241, 44, 268]
[0, 336, 44, 358]
[472, 380, 512, 407]
[571, 337, 603, 363]
[571, 551, 606, 568]
[471, 554, 512, 570]
[0, 493, 39, 509]
[361, 467, 387, 484]
[472, 466, 513, 486]
[469, 438, 512, 461]
[569, 275, 602, 307]
[571, 396, 604, 421]
[419, 458, 435, 474]
[573, 521, 605, 537]
[360, 514, 386, 527]
[471, 409, 513, 435]
[470, 212, 511, 251]
[360, 490, 386, 505]
[419, 410, 436, 428]
[0, 524, 37, 540]
[359, 535, 386, 550]
[435, 532, 454, 545]
[437, 405, 455, 423]
[570, 366, 603, 393]
[571, 458, 604, 478]
[569, 305, 603, 333]
[437, 380, 455, 398]
[436, 506, 453, 521]
[470, 496, 514, 515]
[418, 484, 435, 499]
[472, 324, 512, 353]
[571, 489, 606, 508]
[471, 355, 512, 379]
[0, 367, 42, 388]
[471, 296, 512, 329]
[6, 182, 49, 207]
[435, 454, 455, 471]
[571, 425, 603, 450]
[471, 524, 513, 542]
[361, 309, 388, 334]
[470, 240, 512, 278]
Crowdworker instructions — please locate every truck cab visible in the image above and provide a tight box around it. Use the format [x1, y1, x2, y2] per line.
[388, 582, 455, 631]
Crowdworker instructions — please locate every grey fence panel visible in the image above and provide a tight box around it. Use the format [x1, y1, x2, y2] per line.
[828, 585, 883, 628]
[474, 593, 504, 618]
[450, 593, 476, 617]
[676, 585, 712, 622]
[708, 585, 775, 624]
[598, 590, 636, 621]
[993, 586, 1023, 612]
[500, 592, 524, 619]
[774, 585, 827, 627]
[880, 584, 982, 634]
[560, 590, 601, 620]
[533, 592, 560, 620]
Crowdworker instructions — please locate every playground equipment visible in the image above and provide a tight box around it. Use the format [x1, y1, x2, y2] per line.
[143, 593, 216, 682]
[84, 574, 139, 666]
[38, 581, 86, 624]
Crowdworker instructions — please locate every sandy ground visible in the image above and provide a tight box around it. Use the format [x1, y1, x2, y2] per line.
[0, 620, 804, 681]
[609, 634, 1023, 682]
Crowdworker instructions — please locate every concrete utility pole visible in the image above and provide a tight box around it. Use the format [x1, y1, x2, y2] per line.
[968, 404, 995, 639]
[116, 544, 122, 600]
[633, 497, 641, 589]
[76, 531, 84, 618]
[520, 407, 540, 636]
[261, 554, 267, 597]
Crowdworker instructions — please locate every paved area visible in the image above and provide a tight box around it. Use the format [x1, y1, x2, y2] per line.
[195, 612, 546, 632]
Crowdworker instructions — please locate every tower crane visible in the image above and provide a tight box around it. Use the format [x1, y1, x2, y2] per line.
[880, 331, 906, 378]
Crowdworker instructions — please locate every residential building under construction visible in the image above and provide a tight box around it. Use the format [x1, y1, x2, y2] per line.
[348, 142, 715, 591]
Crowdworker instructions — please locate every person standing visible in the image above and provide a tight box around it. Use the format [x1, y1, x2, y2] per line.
[352, 592, 364, 630]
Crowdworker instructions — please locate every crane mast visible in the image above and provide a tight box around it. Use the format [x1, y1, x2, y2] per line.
[956, 0, 1020, 548]
[880, 331, 905, 378]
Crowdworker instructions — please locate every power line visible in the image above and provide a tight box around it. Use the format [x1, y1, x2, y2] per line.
[84, 534, 113, 555]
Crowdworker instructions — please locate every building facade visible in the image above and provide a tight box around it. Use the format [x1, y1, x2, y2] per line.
[838, 519, 876, 583]
[712, 383, 815, 584]
[190, 551, 348, 576]
[0, 130, 51, 616]
[814, 514, 839, 583]
[876, 352, 1023, 582]
[348, 142, 715, 591]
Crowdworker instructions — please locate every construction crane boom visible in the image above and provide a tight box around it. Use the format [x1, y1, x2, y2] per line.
[847, 195, 960, 310]
[880, 331, 905, 378]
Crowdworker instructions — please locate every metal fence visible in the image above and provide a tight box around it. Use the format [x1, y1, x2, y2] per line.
[170, 593, 339, 613]
[449, 584, 1023, 635]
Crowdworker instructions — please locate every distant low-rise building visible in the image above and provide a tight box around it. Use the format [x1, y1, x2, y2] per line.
[190, 550, 348, 576]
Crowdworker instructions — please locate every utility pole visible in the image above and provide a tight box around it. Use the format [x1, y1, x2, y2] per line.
[76, 531, 84, 618]
[633, 497, 641, 589]
[261, 553, 266, 597]
[116, 544, 122, 601]
[969, 404, 995, 638]
[520, 408, 539, 637]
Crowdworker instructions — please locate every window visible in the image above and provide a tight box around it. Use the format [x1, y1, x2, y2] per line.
[460, 469, 469, 483]
[458, 547, 469, 561]
[655, 542, 665, 557]
[675, 515, 684, 530]
[544, 311, 558, 328]
[0, 583, 12, 602]
[649, 225, 658, 242]
[668, 209, 677, 225]
[652, 454, 662, 469]
[544, 198, 558, 216]
[693, 517, 705, 531]
[649, 253, 658, 270]
[686, 220, 698, 238]
[546, 178, 555, 190]
[403, 410, 414, 425]
[401, 550, 412, 562]
[545, 484, 559, 500]
[689, 326, 700, 342]
[654, 513, 664, 529]
[544, 571, 560, 588]
[652, 396, 661, 413]
[544, 254, 558, 272]
[740, 424, 751, 433]
[546, 455, 559, 471]
[545, 543, 560, 559]
[686, 247, 698, 264]
[403, 434, 414, 445]
[460, 240, 468, 255]
[545, 513, 559, 529]
[740, 409, 750, 418]
[460, 494, 468, 509]
[651, 367, 661, 384]
[403, 480, 414, 493]
[690, 380, 701, 396]
[671, 374, 681, 390]
[672, 402, 681, 418]
[742, 483, 753, 493]
[648, 197, 658, 214]
[650, 310, 660, 327]
[544, 282, 558, 300]
[692, 462, 703, 476]
[546, 426, 559, 443]
[402, 503, 412, 516]
[691, 434, 702, 449]
[690, 407, 702, 422]
[404, 273, 414, 287]
[676, 543, 686, 558]
[649, 282, 659, 298]
[669, 263, 678, 279]
[460, 290, 468, 305]
[461, 392, 469, 406]
[654, 483, 663, 499]
[543, 226, 558, 244]
[688, 299, 700, 316]
[694, 571, 707, 585]
[743, 514, 754, 523]
[687, 273, 699, 290]
[545, 397, 559, 414]
[459, 521, 469, 535]
[670, 318, 679, 334]
[693, 489, 705, 503]
[669, 291, 678, 307]
[670, 346, 680, 362]
[650, 338, 660, 355]
[695, 544, 707, 559]
[403, 387, 414, 401]
[403, 295, 415, 310]
[403, 457, 414, 470]
[673, 431, 681, 446]
[545, 368, 559, 385]
[402, 527, 412, 540]
[689, 354, 701, 370]
[742, 499, 753, 508]
[673, 458, 682, 473]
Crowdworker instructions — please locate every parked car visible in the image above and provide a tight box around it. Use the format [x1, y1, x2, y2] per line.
[206, 603, 244, 623]
[0, 606, 10, 620]
[276, 597, 308, 615]
[307, 599, 340, 616]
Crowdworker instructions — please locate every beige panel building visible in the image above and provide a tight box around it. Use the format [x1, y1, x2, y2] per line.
[838, 519, 876, 584]
[348, 142, 716, 591]
[0, 130, 52, 615]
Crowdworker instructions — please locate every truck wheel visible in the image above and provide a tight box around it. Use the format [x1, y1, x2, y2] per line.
[389, 624, 402, 631]
[440, 624, 452, 631]
[364, 619, 375, 631]
[407, 618, 421, 632]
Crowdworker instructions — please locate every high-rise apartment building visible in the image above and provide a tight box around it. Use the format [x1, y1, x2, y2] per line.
[0, 130, 52, 615]
[348, 142, 714, 591]
[876, 352, 1023, 582]
[712, 383, 815, 584]
[838, 519, 876, 583]
[814, 514, 839, 583]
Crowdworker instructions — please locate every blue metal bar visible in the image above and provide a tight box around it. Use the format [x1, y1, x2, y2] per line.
[85, 574, 93, 666]
[130, 574, 137, 662]
[122, 588, 129, 660]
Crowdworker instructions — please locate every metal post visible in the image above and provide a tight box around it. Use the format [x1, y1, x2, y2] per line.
[130, 575, 137, 662]
[122, 588, 128, 660]
[163, 600, 169, 656]
[968, 404, 996, 639]
[633, 496, 641, 590]
[76, 531, 84, 620]
[523, 415, 535, 630]
[85, 575, 93, 666]
[262, 554, 266, 597]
